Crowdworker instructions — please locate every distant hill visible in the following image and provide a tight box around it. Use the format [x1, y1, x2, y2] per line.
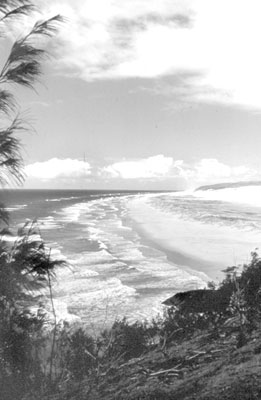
[195, 181, 261, 191]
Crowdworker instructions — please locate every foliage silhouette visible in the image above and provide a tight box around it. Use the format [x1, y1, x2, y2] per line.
[0, 2, 63, 398]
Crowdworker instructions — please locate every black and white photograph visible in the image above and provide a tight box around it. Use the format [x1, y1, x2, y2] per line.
[1, 1, 261, 399]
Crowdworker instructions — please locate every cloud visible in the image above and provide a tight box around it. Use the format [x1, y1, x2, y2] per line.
[102, 155, 177, 179]
[39, 0, 192, 78]
[36, 0, 261, 110]
[25, 158, 92, 180]
[195, 159, 250, 182]
[102, 155, 259, 186]
[177, 159, 258, 185]
[23, 155, 259, 189]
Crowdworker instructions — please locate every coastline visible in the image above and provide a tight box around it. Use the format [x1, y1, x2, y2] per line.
[13, 190, 261, 328]
[126, 195, 261, 282]
[127, 217, 217, 284]
[121, 196, 211, 286]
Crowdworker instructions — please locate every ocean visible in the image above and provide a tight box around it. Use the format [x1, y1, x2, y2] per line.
[2, 187, 261, 330]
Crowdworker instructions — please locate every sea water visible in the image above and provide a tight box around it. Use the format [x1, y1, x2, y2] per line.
[2, 187, 261, 330]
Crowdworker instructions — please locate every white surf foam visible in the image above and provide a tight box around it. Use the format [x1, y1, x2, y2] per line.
[33, 193, 220, 327]
[6, 204, 27, 211]
[127, 195, 261, 280]
[46, 196, 83, 202]
[38, 216, 61, 230]
[58, 202, 91, 223]
[193, 186, 261, 208]
[0, 234, 18, 243]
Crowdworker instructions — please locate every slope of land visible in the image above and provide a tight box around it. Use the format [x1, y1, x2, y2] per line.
[47, 325, 261, 400]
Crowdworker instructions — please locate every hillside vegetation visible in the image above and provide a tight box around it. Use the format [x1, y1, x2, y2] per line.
[2, 247, 261, 399]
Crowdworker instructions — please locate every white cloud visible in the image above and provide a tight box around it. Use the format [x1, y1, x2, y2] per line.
[25, 158, 92, 180]
[102, 155, 259, 186]
[195, 159, 233, 182]
[42, 0, 191, 79]
[179, 159, 258, 185]
[36, 0, 261, 110]
[23, 156, 259, 189]
[102, 154, 176, 179]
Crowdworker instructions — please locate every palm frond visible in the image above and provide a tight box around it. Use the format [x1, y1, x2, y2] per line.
[0, 0, 32, 16]
[9, 40, 45, 63]
[0, 14, 64, 87]
[0, 4, 34, 21]
[0, 203, 9, 224]
[0, 116, 25, 185]
[11, 220, 67, 281]
[0, 1, 33, 37]
[2, 60, 41, 88]
[0, 89, 16, 114]
[0, 37, 45, 87]
[29, 15, 64, 38]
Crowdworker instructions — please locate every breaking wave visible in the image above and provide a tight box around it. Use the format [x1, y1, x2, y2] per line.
[8, 187, 261, 330]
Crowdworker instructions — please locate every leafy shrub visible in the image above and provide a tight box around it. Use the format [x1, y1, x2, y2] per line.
[0, 308, 46, 399]
[66, 328, 96, 380]
[160, 299, 231, 347]
[220, 253, 261, 329]
[101, 318, 149, 361]
[239, 251, 261, 323]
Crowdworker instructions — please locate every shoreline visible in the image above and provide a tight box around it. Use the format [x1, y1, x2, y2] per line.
[125, 195, 258, 282]
[125, 212, 219, 284]
[121, 196, 213, 285]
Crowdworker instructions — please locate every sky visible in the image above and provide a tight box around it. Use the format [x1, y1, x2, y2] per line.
[5, 0, 261, 190]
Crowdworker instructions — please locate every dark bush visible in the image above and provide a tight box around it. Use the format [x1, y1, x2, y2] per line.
[239, 252, 261, 323]
[66, 328, 96, 380]
[101, 318, 149, 361]
[161, 305, 218, 346]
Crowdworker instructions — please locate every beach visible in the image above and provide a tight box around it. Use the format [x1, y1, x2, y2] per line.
[3, 187, 261, 330]
[127, 193, 261, 281]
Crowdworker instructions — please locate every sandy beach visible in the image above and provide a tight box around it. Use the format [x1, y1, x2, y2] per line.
[127, 194, 261, 281]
